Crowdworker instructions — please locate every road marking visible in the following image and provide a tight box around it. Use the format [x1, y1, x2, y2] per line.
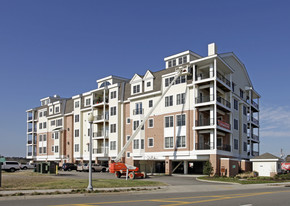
[51, 190, 290, 206]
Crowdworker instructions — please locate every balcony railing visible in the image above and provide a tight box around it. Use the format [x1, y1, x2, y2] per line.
[251, 100, 259, 109]
[217, 144, 231, 152]
[217, 71, 231, 87]
[196, 72, 211, 81]
[252, 134, 259, 141]
[195, 143, 211, 150]
[27, 152, 32, 156]
[195, 95, 214, 104]
[93, 147, 109, 154]
[248, 116, 259, 125]
[196, 118, 214, 126]
[252, 151, 259, 156]
[28, 116, 33, 121]
[133, 108, 144, 115]
[94, 114, 109, 121]
[93, 98, 109, 105]
[93, 131, 108, 138]
[217, 120, 231, 130]
[217, 96, 231, 109]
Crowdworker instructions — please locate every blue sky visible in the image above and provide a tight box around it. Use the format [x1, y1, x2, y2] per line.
[0, 1, 289, 158]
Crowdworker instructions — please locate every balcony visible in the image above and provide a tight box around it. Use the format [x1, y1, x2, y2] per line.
[217, 71, 231, 87]
[133, 108, 144, 115]
[28, 116, 33, 121]
[217, 120, 231, 130]
[93, 98, 109, 105]
[27, 152, 32, 156]
[248, 116, 259, 126]
[248, 133, 259, 141]
[28, 128, 32, 132]
[94, 114, 109, 122]
[251, 100, 259, 109]
[93, 147, 109, 154]
[196, 118, 214, 127]
[195, 143, 211, 150]
[195, 72, 211, 81]
[217, 144, 231, 152]
[195, 95, 214, 104]
[93, 131, 108, 138]
[252, 151, 259, 156]
[217, 96, 231, 109]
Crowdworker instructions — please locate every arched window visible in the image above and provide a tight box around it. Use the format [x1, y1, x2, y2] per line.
[100, 81, 111, 88]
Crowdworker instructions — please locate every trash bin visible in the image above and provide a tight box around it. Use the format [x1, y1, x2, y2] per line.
[47, 162, 57, 174]
[41, 163, 48, 174]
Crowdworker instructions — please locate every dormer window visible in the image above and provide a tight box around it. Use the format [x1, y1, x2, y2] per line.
[183, 56, 187, 63]
[55, 106, 60, 113]
[168, 61, 172, 68]
[173, 59, 176, 66]
[178, 57, 182, 65]
[99, 81, 111, 88]
[133, 85, 140, 94]
[147, 82, 151, 87]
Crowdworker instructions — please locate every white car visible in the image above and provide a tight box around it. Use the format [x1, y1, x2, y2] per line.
[20, 163, 35, 170]
[1, 161, 21, 172]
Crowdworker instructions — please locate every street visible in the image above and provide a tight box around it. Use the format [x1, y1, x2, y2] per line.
[1, 187, 290, 206]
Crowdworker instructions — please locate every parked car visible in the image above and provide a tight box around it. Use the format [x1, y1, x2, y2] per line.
[0, 161, 21, 172]
[83, 163, 107, 172]
[77, 163, 87, 172]
[62, 163, 77, 171]
[20, 162, 35, 170]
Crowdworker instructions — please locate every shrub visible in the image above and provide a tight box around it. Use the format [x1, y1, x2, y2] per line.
[203, 161, 213, 176]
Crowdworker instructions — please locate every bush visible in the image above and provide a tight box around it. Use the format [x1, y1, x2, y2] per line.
[203, 161, 213, 176]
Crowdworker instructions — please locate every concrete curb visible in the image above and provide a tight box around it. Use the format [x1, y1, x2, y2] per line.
[196, 177, 241, 185]
[0, 186, 167, 196]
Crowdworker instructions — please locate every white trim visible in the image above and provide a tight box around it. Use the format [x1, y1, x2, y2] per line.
[128, 91, 161, 101]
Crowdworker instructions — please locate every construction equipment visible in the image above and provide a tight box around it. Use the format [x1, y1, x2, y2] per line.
[109, 66, 192, 179]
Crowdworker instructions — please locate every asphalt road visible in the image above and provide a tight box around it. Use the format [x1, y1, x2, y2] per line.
[1, 187, 290, 206]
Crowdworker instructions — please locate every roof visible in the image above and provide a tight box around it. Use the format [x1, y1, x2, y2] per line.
[251, 153, 281, 160]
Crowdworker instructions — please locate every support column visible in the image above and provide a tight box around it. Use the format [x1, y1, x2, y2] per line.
[184, 160, 188, 175]
[165, 156, 172, 176]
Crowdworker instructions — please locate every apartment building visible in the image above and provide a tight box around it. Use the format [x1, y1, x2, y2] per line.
[26, 43, 260, 175]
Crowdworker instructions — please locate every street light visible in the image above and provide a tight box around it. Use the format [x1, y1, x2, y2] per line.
[87, 112, 94, 191]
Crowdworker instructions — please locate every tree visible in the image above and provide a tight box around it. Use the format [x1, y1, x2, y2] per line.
[203, 161, 213, 176]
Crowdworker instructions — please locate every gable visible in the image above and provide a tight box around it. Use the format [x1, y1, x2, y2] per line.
[143, 70, 154, 80]
[130, 74, 143, 84]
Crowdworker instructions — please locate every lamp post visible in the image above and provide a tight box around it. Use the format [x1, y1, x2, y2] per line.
[87, 112, 94, 191]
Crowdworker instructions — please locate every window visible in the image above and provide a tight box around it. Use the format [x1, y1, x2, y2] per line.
[88, 128, 90, 136]
[175, 76, 186, 84]
[43, 111, 47, 116]
[127, 135, 130, 141]
[39, 135, 42, 141]
[178, 57, 182, 65]
[56, 119, 62, 126]
[234, 139, 238, 150]
[110, 124, 116, 133]
[165, 116, 174, 128]
[134, 102, 143, 115]
[43, 122, 46, 129]
[127, 152, 130, 158]
[39, 147, 42, 154]
[75, 144, 79, 152]
[133, 140, 139, 149]
[183, 56, 187, 63]
[243, 124, 247, 134]
[126, 118, 130, 124]
[55, 132, 59, 140]
[243, 106, 247, 116]
[111, 91, 116, 99]
[147, 82, 151, 87]
[244, 142, 247, 152]
[148, 138, 154, 147]
[148, 119, 154, 128]
[52, 133, 55, 139]
[55, 106, 60, 113]
[165, 96, 173, 107]
[232, 82, 235, 92]
[110, 107, 116, 116]
[75, 101, 79, 108]
[52, 146, 54, 152]
[43, 134, 47, 141]
[110, 141, 116, 150]
[149, 100, 153, 108]
[55, 146, 59, 153]
[43, 147, 46, 153]
[168, 61, 172, 68]
[51, 120, 55, 126]
[75, 129, 79, 137]
[234, 119, 238, 130]
[39, 123, 42, 129]
[240, 89, 244, 99]
[177, 114, 186, 126]
[39, 112, 43, 118]
[85, 98, 91, 106]
[165, 77, 174, 87]
[165, 137, 174, 148]
[141, 139, 144, 149]
[177, 93, 185, 105]
[133, 121, 139, 130]
[177, 136, 186, 147]
[133, 85, 140, 94]
[172, 59, 176, 66]
[234, 99, 238, 110]
[75, 115, 79, 122]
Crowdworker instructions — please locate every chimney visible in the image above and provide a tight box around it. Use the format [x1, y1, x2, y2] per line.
[208, 43, 217, 56]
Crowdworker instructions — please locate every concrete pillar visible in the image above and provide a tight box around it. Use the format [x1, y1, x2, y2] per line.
[165, 156, 172, 175]
[184, 160, 188, 175]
